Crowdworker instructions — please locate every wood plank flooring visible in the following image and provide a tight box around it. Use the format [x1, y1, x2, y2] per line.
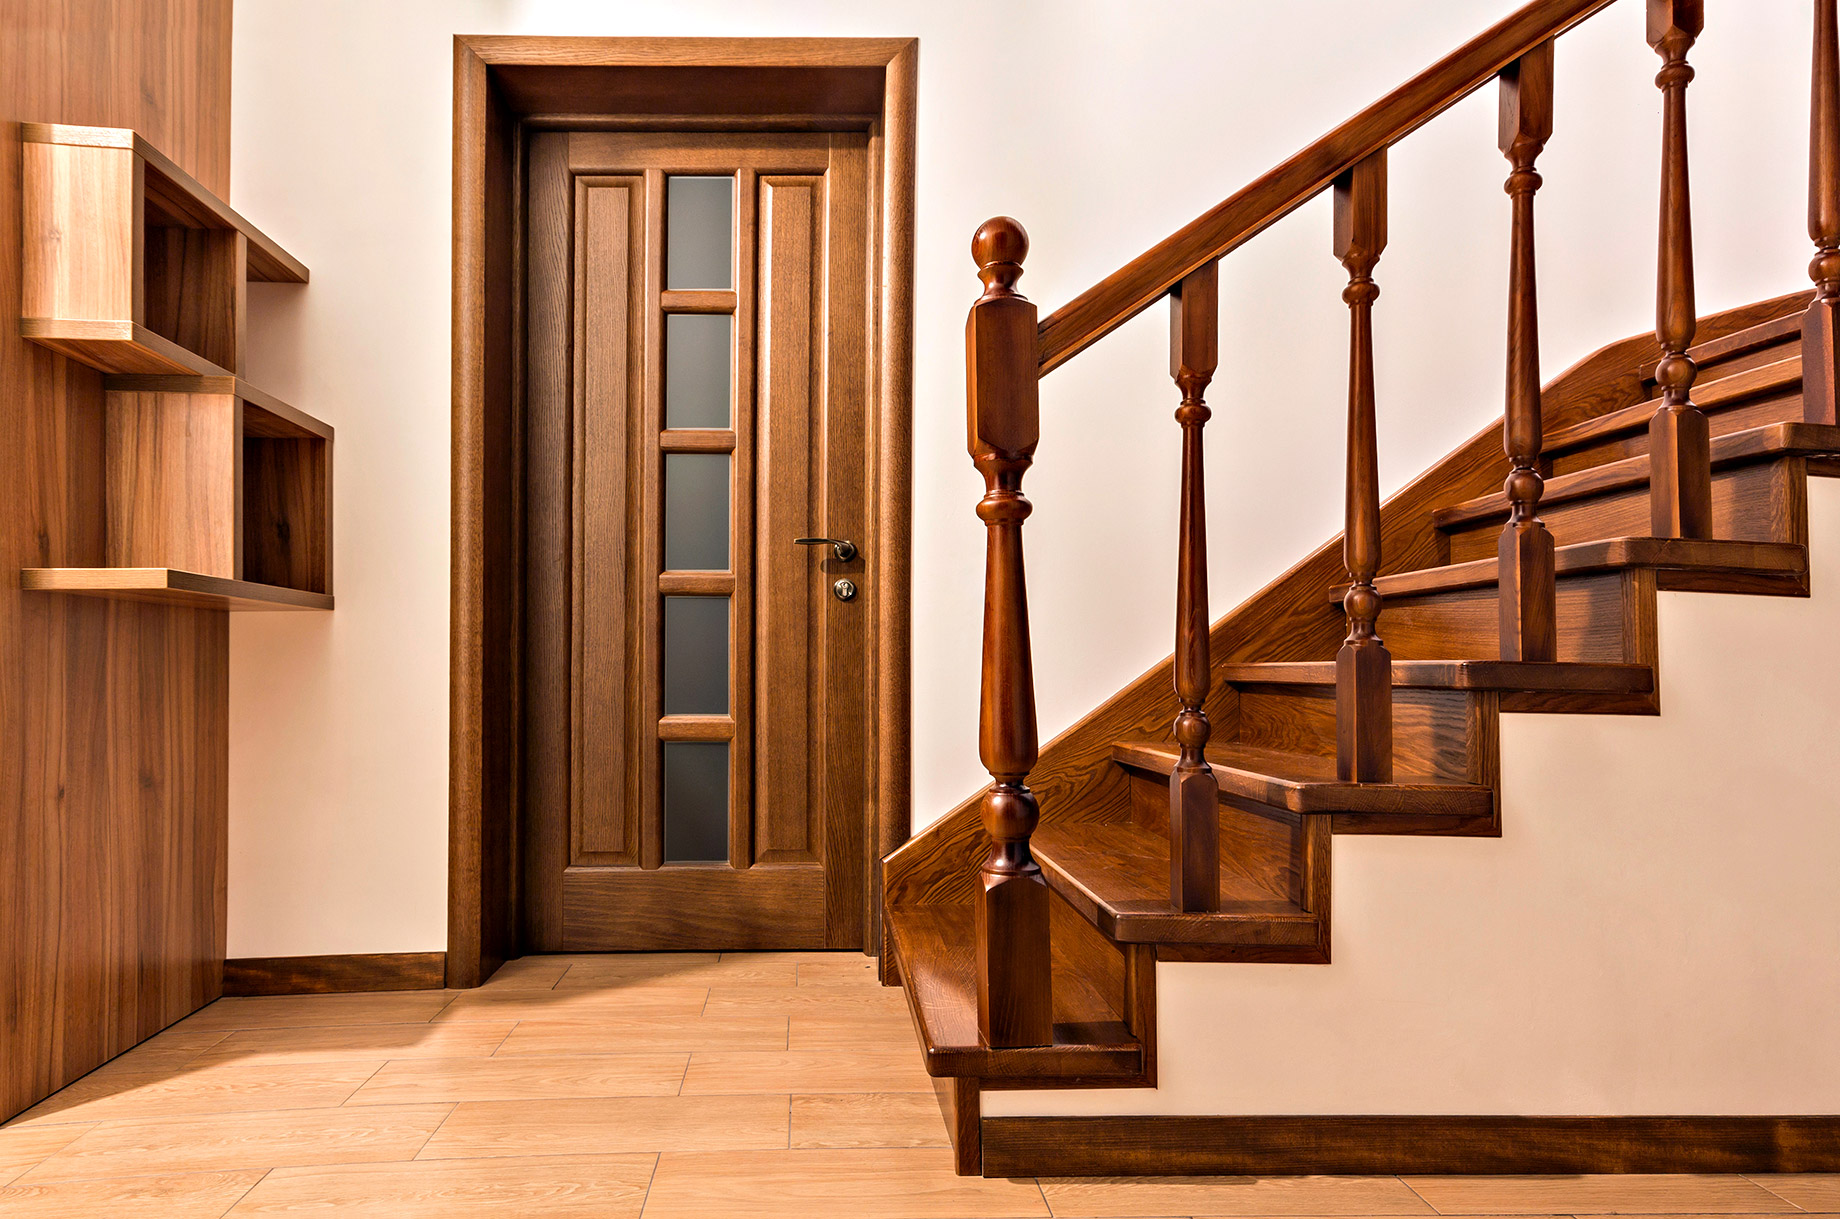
[0, 951, 1832, 1216]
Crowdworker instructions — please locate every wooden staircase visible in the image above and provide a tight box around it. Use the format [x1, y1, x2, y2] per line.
[883, 0, 1840, 1179]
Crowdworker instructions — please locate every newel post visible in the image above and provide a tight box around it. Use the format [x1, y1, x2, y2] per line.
[965, 216, 1052, 1049]
[1334, 152, 1394, 784]
[1648, 0, 1713, 538]
[1806, 0, 1840, 426]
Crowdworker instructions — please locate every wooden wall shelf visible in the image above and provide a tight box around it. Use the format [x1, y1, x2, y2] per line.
[20, 123, 308, 375]
[23, 375, 335, 612]
[20, 568, 334, 612]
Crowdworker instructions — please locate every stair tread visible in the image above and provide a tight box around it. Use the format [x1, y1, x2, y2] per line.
[1436, 421, 1840, 529]
[1332, 536, 1807, 602]
[1031, 820, 1322, 950]
[1540, 358, 1805, 457]
[1110, 741, 1493, 818]
[884, 901, 1144, 1082]
[1214, 658, 1653, 694]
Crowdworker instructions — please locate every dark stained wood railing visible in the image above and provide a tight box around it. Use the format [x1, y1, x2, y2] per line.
[1646, 0, 1712, 539]
[958, 0, 1821, 1049]
[1807, 0, 1840, 427]
[1168, 262, 1220, 912]
[964, 217, 1052, 1048]
[1498, 42, 1559, 662]
[1333, 152, 1393, 783]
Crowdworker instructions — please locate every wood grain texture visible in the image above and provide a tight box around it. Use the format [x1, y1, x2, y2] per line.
[1, 0, 235, 1125]
[885, 902, 1143, 1083]
[21, 568, 333, 611]
[447, 35, 522, 987]
[103, 389, 238, 577]
[459, 41, 914, 974]
[225, 1155, 655, 1217]
[981, 1115, 1840, 1177]
[964, 216, 1053, 1047]
[641, 1148, 1050, 1218]
[221, 953, 447, 996]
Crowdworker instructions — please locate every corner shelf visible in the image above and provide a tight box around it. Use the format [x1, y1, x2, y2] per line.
[20, 569, 333, 612]
[20, 123, 308, 375]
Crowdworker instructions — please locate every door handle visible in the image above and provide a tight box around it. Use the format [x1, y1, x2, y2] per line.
[793, 537, 858, 562]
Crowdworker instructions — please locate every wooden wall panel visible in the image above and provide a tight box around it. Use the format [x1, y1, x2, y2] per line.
[0, 0, 235, 1122]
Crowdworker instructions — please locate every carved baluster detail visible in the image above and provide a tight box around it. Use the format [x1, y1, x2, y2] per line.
[1334, 152, 1393, 784]
[1648, 0, 1712, 538]
[1169, 261, 1220, 913]
[1499, 42, 1558, 663]
[965, 217, 1051, 1048]
[1806, 0, 1840, 426]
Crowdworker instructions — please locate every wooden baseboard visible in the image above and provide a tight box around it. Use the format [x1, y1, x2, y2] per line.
[223, 952, 447, 996]
[980, 1114, 1840, 1177]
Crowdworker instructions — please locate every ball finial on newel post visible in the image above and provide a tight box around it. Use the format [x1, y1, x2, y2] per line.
[972, 216, 1029, 297]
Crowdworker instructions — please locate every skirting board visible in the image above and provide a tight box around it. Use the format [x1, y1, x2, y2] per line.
[979, 1114, 1840, 1177]
[224, 952, 448, 995]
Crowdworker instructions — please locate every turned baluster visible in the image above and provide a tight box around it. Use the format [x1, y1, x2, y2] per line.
[965, 216, 1051, 1048]
[1334, 152, 1393, 784]
[1806, 0, 1840, 427]
[1498, 42, 1558, 663]
[1168, 261, 1220, 913]
[1648, 0, 1713, 538]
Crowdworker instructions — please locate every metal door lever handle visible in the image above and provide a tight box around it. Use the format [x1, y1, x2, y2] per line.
[793, 537, 858, 562]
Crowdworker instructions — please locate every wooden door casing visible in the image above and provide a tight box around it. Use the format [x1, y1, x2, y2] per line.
[521, 131, 869, 952]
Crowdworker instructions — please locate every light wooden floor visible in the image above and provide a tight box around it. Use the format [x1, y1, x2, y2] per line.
[0, 952, 1834, 1217]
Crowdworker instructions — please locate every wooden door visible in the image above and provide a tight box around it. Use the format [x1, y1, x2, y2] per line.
[521, 131, 871, 951]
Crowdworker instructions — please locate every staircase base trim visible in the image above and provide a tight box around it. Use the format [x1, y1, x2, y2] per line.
[980, 1113, 1840, 1177]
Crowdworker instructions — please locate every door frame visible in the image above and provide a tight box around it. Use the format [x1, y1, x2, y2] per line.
[448, 35, 917, 987]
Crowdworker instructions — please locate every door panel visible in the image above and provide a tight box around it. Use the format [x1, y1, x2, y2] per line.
[755, 174, 821, 867]
[522, 130, 869, 952]
[574, 175, 642, 871]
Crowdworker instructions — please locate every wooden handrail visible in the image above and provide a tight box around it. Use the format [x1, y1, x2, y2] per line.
[1035, 0, 1620, 376]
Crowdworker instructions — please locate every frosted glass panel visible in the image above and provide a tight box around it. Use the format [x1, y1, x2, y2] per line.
[663, 596, 728, 715]
[664, 741, 729, 863]
[666, 176, 734, 290]
[664, 454, 729, 571]
[665, 314, 731, 429]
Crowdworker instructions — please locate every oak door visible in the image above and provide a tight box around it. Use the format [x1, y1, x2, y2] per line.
[521, 131, 872, 951]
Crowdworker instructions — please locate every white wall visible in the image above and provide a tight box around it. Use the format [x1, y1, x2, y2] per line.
[227, 0, 1820, 1070]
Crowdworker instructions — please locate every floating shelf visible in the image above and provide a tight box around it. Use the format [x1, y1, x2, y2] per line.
[23, 375, 334, 612]
[20, 568, 333, 612]
[20, 123, 307, 375]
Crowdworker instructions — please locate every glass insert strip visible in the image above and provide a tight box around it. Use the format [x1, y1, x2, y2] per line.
[663, 741, 729, 863]
[665, 175, 735, 291]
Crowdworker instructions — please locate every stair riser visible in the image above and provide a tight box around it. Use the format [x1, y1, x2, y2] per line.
[1128, 773, 1306, 910]
[1550, 388, 1803, 476]
[1381, 569, 1653, 666]
[1232, 685, 1487, 787]
[1446, 457, 1802, 564]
